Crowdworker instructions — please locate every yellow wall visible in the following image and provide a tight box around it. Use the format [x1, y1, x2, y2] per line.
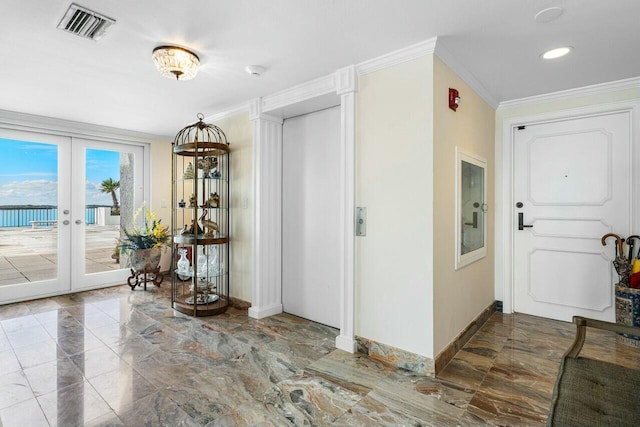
[151, 113, 253, 301]
[355, 55, 435, 357]
[212, 112, 253, 302]
[432, 57, 496, 355]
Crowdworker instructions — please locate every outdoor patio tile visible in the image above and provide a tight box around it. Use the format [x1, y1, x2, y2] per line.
[22, 269, 57, 282]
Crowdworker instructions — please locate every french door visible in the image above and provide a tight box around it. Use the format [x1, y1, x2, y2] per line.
[0, 129, 146, 303]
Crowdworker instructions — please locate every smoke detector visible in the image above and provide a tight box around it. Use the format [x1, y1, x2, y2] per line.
[57, 3, 115, 41]
[245, 65, 266, 77]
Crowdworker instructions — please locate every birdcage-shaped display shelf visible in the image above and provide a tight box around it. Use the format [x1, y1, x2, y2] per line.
[171, 114, 230, 316]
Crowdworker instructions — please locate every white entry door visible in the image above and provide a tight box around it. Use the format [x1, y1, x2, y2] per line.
[282, 106, 341, 328]
[513, 111, 631, 322]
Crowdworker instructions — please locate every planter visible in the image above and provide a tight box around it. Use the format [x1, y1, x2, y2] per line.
[129, 247, 162, 272]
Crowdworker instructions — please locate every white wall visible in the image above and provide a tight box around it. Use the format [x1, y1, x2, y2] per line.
[355, 55, 435, 358]
[494, 82, 640, 303]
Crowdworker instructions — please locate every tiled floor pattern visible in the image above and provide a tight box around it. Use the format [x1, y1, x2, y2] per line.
[0, 285, 638, 426]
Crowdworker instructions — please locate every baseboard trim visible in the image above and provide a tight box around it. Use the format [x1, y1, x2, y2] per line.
[229, 297, 251, 310]
[434, 300, 498, 375]
[355, 336, 435, 377]
[335, 335, 357, 353]
[248, 303, 283, 319]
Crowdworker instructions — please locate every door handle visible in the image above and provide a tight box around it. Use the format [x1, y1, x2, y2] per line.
[75, 219, 83, 225]
[518, 212, 533, 230]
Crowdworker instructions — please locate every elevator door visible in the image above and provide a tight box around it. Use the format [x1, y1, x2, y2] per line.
[282, 106, 341, 328]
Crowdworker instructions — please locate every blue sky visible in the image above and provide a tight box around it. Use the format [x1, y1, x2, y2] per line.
[0, 138, 120, 206]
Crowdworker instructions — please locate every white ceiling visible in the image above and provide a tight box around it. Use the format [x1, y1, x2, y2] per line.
[1, 0, 638, 137]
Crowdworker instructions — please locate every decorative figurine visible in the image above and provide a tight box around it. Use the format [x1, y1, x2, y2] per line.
[187, 219, 203, 236]
[211, 170, 221, 179]
[209, 192, 220, 208]
[180, 224, 189, 235]
[183, 162, 195, 179]
[197, 156, 218, 176]
[178, 199, 186, 208]
[176, 248, 190, 273]
[189, 193, 197, 208]
[199, 208, 219, 238]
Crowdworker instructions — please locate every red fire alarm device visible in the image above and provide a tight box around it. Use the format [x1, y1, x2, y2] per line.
[449, 88, 460, 111]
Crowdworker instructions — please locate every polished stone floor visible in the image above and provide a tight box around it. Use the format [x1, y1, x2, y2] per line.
[0, 285, 638, 426]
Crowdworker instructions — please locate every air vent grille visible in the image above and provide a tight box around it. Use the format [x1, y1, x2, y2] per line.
[57, 3, 115, 40]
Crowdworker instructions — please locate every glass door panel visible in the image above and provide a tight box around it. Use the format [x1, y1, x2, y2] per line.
[71, 139, 144, 290]
[0, 131, 71, 303]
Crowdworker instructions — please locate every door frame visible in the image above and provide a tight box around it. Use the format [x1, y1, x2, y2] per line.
[246, 66, 358, 352]
[0, 109, 156, 303]
[497, 100, 640, 314]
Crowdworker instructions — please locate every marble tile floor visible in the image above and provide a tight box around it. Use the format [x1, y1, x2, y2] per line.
[0, 285, 638, 427]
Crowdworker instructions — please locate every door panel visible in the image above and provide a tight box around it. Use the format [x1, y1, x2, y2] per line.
[0, 130, 71, 302]
[514, 112, 631, 322]
[71, 139, 144, 291]
[282, 106, 341, 328]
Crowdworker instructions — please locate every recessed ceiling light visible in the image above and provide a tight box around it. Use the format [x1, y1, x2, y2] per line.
[245, 65, 266, 77]
[541, 46, 573, 60]
[534, 7, 564, 23]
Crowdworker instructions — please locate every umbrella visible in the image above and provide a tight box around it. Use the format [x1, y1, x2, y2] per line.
[626, 235, 640, 260]
[601, 233, 630, 286]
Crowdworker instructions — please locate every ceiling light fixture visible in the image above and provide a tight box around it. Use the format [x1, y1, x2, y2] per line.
[541, 46, 573, 60]
[152, 46, 200, 81]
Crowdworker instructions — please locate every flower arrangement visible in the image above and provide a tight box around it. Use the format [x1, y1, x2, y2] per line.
[118, 205, 169, 252]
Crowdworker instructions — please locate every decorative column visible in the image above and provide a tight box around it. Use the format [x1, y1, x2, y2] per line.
[335, 66, 358, 352]
[249, 99, 284, 319]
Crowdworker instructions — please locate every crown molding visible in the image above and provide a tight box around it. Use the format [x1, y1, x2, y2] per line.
[204, 103, 250, 124]
[0, 109, 169, 143]
[498, 76, 640, 110]
[434, 42, 498, 109]
[336, 65, 358, 95]
[356, 37, 437, 76]
[261, 73, 338, 113]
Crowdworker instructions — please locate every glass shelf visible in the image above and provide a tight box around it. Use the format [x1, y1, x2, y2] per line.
[174, 269, 227, 279]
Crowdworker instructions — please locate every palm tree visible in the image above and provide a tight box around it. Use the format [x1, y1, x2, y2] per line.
[100, 178, 120, 215]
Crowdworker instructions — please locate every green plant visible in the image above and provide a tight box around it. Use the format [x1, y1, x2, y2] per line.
[118, 205, 169, 252]
[99, 178, 120, 215]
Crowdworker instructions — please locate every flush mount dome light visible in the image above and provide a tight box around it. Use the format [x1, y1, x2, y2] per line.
[152, 46, 200, 80]
[541, 46, 573, 60]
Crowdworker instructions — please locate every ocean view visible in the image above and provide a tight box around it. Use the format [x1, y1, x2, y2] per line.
[0, 205, 108, 227]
